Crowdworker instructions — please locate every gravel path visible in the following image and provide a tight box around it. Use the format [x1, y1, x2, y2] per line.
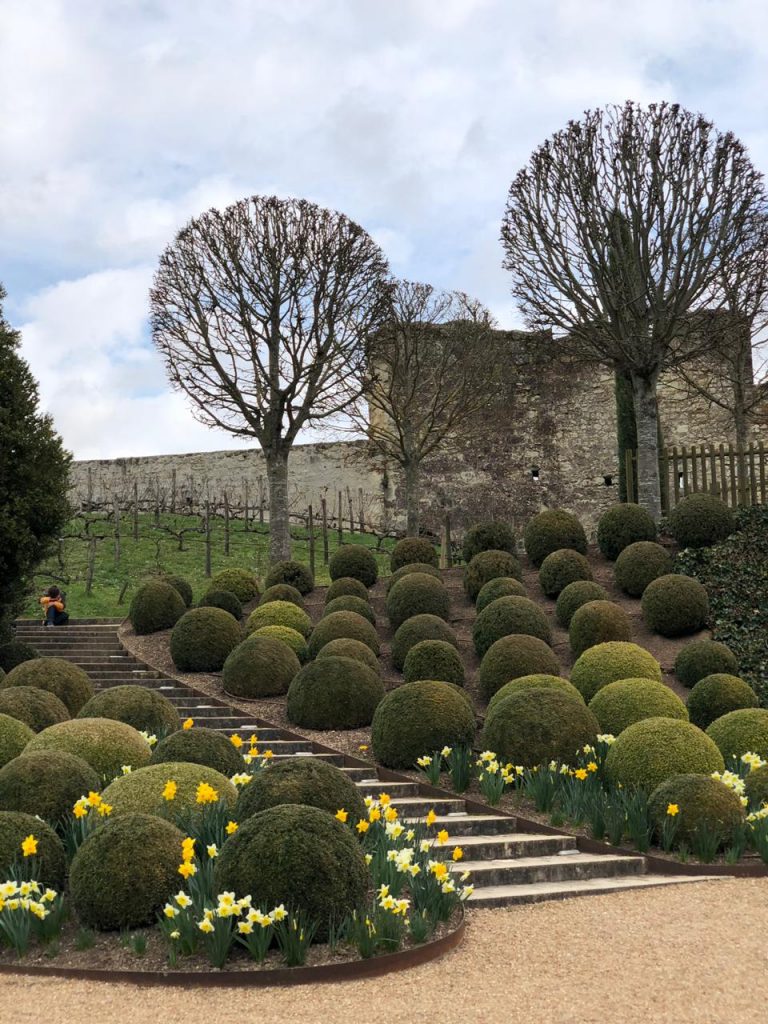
[3, 879, 766, 1024]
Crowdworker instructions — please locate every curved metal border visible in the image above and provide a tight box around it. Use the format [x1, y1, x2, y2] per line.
[0, 914, 464, 988]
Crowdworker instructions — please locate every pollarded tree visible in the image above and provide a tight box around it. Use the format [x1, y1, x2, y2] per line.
[349, 281, 498, 536]
[0, 285, 72, 641]
[501, 101, 768, 519]
[150, 196, 391, 562]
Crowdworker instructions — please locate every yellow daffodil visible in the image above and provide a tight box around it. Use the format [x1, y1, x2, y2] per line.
[452, 847, 464, 861]
[162, 780, 177, 801]
[379, 793, 391, 806]
[368, 807, 381, 823]
[226, 820, 239, 835]
[178, 862, 196, 879]
[587, 761, 598, 773]
[195, 782, 218, 804]
[21, 835, 37, 858]
[335, 809, 348, 823]
[73, 802, 88, 819]
[175, 892, 192, 908]
[207, 844, 218, 858]
[356, 819, 370, 834]
[667, 803, 679, 817]
[86, 791, 101, 807]
[425, 809, 437, 827]
[163, 904, 179, 918]
[262, 750, 273, 759]
[197, 918, 214, 933]
[574, 768, 588, 781]
[436, 829, 449, 845]
[383, 806, 398, 822]
[358, 744, 369, 752]
[230, 734, 243, 748]
[182, 718, 194, 730]
[238, 921, 253, 934]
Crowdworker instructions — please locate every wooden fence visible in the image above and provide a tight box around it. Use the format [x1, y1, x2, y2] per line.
[625, 441, 767, 512]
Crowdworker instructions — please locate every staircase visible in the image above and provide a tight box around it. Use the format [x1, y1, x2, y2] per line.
[12, 620, 713, 907]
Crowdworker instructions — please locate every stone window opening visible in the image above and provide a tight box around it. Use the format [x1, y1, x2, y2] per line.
[603, 475, 613, 486]
[531, 467, 540, 483]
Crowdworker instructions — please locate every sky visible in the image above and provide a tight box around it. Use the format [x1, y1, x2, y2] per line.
[3, 0, 768, 460]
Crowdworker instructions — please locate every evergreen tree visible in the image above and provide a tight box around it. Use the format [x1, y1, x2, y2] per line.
[0, 285, 72, 640]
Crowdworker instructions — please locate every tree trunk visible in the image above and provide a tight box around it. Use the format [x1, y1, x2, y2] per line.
[631, 371, 662, 521]
[267, 449, 291, 562]
[404, 459, 421, 537]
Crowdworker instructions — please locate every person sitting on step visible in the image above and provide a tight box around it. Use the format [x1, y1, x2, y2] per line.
[40, 586, 69, 627]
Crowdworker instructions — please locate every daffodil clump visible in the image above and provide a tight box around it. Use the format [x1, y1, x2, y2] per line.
[60, 791, 114, 859]
[0, 836, 66, 956]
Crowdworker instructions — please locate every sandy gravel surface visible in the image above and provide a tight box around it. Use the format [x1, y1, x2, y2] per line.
[3, 879, 765, 1024]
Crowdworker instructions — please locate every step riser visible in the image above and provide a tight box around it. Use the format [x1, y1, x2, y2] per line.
[402, 816, 517, 837]
[458, 858, 645, 887]
[354, 782, 419, 798]
[390, 799, 467, 816]
[433, 837, 575, 861]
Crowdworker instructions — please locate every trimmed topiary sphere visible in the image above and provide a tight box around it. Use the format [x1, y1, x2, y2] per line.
[246, 600, 311, 638]
[390, 537, 439, 572]
[26, 718, 152, 779]
[569, 600, 632, 659]
[641, 574, 709, 638]
[588, 679, 688, 735]
[287, 657, 384, 730]
[100, 762, 237, 818]
[324, 595, 376, 625]
[476, 577, 526, 613]
[160, 574, 193, 607]
[2, 658, 94, 715]
[391, 615, 458, 672]
[385, 563, 442, 594]
[403, 640, 465, 687]
[258, 584, 306, 609]
[329, 544, 378, 588]
[649, 774, 745, 848]
[555, 581, 609, 628]
[70, 813, 182, 930]
[483, 688, 598, 766]
[687, 674, 758, 730]
[597, 503, 657, 561]
[570, 642, 662, 703]
[151, 727, 245, 777]
[614, 541, 673, 597]
[464, 550, 523, 602]
[222, 635, 301, 698]
[0, 686, 69, 732]
[371, 680, 476, 769]
[524, 509, 587, 567]
[214, 805, 369, 939]
[386, 573, 449, 630]
[473, 596, 552, 658]
[668, 493, 735, 550]
[78, 685, 180, 737]
[539, 549, 592, 597]
[745, 765, 768, 809]
[170, 607, 243, 672]
[478, 635, 561, 702]
[209, 568, 260, 604]
[316, 637, 380, 673]
[325, 577, 371, 603]
[0, 812, 66, 888]
[604, 718, 724, 792]
[129, 580, 186, 635]
[198, 589, 243, 620]
[674, 640, 739, 688]
[487, 675, 582, 718]
[251, 625, 309, 662]
[308, 611, 380, 659]
[0, 641, 39, 674]
[236, 757, 366, 824]
[264, 560, 314, 596]
[462, 521, 517, 563]
[706, 709, 768, 761]
[0, 714, 34, 768]
[0, 750, 100, 823]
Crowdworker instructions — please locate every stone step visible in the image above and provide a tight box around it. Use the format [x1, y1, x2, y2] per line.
[340, 767, 380, 782]
[451, 852, 645, 888]
[15, 619, 123, 626]
[402, 814, 518, 837]
[353, 780, 420, 798]
[387, 795, 467, 816]
[93, 678, 179, 691]
[431, 833, 576, 861]
[269, 752, 344, 766]
[465, 873, 719, 908]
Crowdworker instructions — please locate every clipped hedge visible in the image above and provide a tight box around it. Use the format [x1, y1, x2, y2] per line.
[555, 581, 609, 628]
[263, 560, 314, 596]
[385, 563, 442, 594]
[246, 600, 311, 638]
[483, 688, 598, 766]
[462, 521, 517, 563]
[596, 503, 656, 561]
[325, 577, 371, 604]
[209, 568, 260, 604]
[328, 545, 378, 588]
[129, 580, 186, 635]
[0, 750, 100, 824]
[2, 658, 94, 715]
[476, 577, 527, 613]
[307, 611, 380, 659]
[403, 640, 465, 687]
[236, 757, 366, 824]
[390, 537, 439, 572]
[198, 589, 243, 620]
[78, 685, 180, 736]
[487, 675, 582, 718]
[316, 637, 380, 674]
[222, 635, 300, 698]
[0, 686, 69, 733]
[0, 811, 66, 888]
[464, 550, 523, 602]
[539, 549, 592, 597]
[614, 541, 674, 597]
[668, 493, 735, 550]
[686, 674, 759, 730]
[604, 718, 724, 792]
[0, 714, 34, 768]
[170, 607, 243, 672]
[160, 574, 193, 608]
[69, 813, 182, 930]
[324, 595, 376, 625]
[100, 762, 238, 818]
[648, 774, 745, 848]
[286, 657, 384, 730]
[588, 679, 688, 735]
[251, 625, 309, 663]
[705, 708, 768, 761]
[745, 765, 768, 809]
[26, 718, 152, 779]
[386, 572, 449, 630]
[478, 635, 561, 702]
[0, 641, 39, 674]
[524, 509, 587, 567]
[641, 574, 709, 638]
[570, 642, 662, 703]
[391, 615, 458, 672]
[569, 600, 632, 659]
[473, 597, 552, 658]
[371, 680, 476, 769]
[674, 640, 739, 689]
[150, 727, 245, 778]
[258, 584, 306, 609]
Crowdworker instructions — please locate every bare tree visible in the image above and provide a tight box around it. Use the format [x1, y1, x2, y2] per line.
[349, 281, 498, 536]
[501, 101, 767, 519]
[150, 195, 390, 562]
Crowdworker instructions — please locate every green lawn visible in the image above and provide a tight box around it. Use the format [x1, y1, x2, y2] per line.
[25, 511, 396, 619]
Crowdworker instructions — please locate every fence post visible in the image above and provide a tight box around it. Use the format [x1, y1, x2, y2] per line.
[337, 490, 343, 544]
[659, 448, 669, 514]
[759, 441, 766, 504]
[85, 537, 96, 596]
[346, 486, 355, 535]
[223, 490, 230, 555]
[308, 504, 316, 578]
[748, 442, 758, 505]
[737, 442, 748, 506]
[728, 444, 738, 507]
[321, 497, 329, 564]
[358, 488, 365, 533]
[243, 479, 250, 532]
[708, 446, 718, 497]
[718, 444, 728, 505]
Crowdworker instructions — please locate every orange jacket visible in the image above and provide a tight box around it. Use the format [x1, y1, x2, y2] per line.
[40, 596, 65, 612]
